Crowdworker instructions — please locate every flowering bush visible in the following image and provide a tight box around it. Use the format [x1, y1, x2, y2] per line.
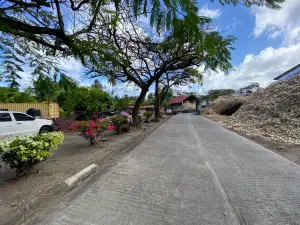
[71, 120, 115, 145]
[0, 132, 64, 175]
[120, 111, 129, 117]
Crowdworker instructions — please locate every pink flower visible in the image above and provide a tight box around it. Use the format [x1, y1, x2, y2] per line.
[90, 133, 96, 137]
[99, 133, 103, 137]
[85, 131, 90, 135]
[89, 121, 95, 128]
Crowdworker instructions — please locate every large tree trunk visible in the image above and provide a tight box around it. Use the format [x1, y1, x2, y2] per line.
[157, 86, 169, 117]
[154, 79, 160, 119]
[132, 88, 148, 126]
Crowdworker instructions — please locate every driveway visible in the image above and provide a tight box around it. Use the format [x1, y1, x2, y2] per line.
[31, 114, 300, 225]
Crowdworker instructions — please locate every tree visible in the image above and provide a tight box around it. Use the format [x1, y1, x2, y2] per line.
[91, 79, 102, 89]
[32, 73, 77, 102]
[0, 40, 24, 89]
[0, 0, 200, 52]
[62, 87, 112, 114]
[206, 89, 235, 102]
[164, 88, 174, 107]
[58, 74, 77, 92]
[0, 0, 205, 83]
[146, 93, 155, 104]
[0, 0, 284, 88]
[0, 0, 282, 52]
[33, 76, 59, 102]
[0, 87, 36, 103]
[200, 95, 210, 106]
[154, 68, 203, 118]
[111, 96, 129, 111]
[86, 7, 235, 124]
[239, 82, 260, 94]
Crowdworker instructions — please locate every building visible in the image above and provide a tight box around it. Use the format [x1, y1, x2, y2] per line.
[168, 95, 199, 113]
[126, 105, 154, 114]
[274, 64, 300, 81]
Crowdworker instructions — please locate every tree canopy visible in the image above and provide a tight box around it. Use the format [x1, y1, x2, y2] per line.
[0, 0, 284, 52]
[239, 82, 260, 93]
[61, 87, 112, 114]
[0, 87, 36, 103]
[202, 89, 236, 103]
[0, 0, 284, 121]
[0, 0, 285, 88]
[83, 7, 237, 122]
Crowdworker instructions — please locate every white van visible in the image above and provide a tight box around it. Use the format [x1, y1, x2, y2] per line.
[0, 111, 53, 137]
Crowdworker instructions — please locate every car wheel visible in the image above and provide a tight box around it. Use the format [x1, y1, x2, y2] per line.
[39, 126, 52, 134]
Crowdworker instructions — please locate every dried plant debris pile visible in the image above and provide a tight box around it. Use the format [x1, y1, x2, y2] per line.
[227, 75, 300, 144]
[202, 95, 249, 116]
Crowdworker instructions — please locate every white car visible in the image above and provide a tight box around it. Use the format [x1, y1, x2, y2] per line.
[0, 111, 53, 137]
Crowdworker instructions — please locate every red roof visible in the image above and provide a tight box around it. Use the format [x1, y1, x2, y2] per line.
[127, 105, 154, 109]
[168, 96, 189, 104]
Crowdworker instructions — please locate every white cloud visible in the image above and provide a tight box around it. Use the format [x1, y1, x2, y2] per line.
[103, 81, 141, 97]
[197, 43, 300, 94]
[252, 0, 300, 44]
[59, 57, 85, 83]
[15, 57, 86, 90]
[198, 5, 222, 19]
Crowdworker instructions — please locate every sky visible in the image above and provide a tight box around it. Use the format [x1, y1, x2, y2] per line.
[193, 0, 300, 94]
[3, 0, 300, 96]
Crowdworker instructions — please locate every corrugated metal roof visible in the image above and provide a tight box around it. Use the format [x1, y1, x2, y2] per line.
[274, 63, 300, 80]
[168, 96, 189, 104]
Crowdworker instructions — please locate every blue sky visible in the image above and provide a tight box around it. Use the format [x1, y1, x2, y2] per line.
[200, 1, 281, 65]
[2, 0, 300, 96]
[188, 0, 300, 94]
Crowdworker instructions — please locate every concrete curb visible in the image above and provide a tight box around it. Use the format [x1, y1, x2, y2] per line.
[5, 116, 172, 225]
[64, 164, 98, 189]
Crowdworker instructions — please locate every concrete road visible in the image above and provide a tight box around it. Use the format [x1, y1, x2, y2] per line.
[34, 114, 300, 225]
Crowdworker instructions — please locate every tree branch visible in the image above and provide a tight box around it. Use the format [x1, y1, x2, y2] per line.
[69, 0, 89, 10]
[54, 0, 64, 33]
[7, 0, 50, 8]
[0, 16, 72, 47]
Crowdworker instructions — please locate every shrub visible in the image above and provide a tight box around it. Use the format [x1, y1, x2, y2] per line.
[111, 115, 128, 125]
[111, 115, 130, 134]
[143, 111, 153, 118]
[143, 111, 153, 123]
[0, 132, 64, 175]
[71, 120, 111, 145]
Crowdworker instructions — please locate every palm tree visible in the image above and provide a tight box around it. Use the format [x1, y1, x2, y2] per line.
[91, 79, 102, 89]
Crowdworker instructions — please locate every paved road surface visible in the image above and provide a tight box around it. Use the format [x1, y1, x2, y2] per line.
[34, 114, 300, 225]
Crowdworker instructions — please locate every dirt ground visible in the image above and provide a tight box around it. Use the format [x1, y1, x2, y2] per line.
[204, 115, 300, 165]
[0, 119, 167, 225]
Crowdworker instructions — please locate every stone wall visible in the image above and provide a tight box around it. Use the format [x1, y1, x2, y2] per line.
[182, 101, 196, 111]
[171, 101, 196, 112]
